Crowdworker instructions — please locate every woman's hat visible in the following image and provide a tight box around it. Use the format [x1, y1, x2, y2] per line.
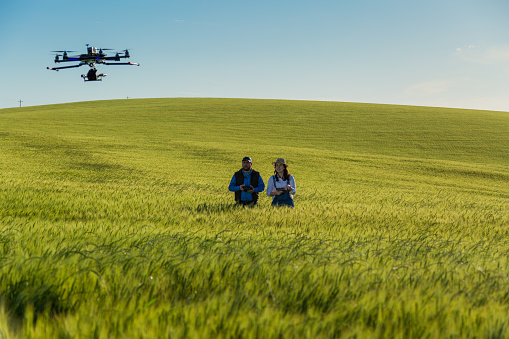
[272, 158, 287, 166]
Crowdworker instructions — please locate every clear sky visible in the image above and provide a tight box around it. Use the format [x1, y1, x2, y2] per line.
[1, 0, 509, 111]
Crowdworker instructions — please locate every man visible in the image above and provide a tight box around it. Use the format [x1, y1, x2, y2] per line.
[228, 156, 265, 206]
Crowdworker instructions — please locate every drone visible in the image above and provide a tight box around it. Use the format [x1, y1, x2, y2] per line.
[47, 44, 140, 81]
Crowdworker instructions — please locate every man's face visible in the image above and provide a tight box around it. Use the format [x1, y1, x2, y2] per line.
[242, 160, 252, 171]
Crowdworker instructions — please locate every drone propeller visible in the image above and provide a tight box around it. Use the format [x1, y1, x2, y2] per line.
[111, 49, 131, 60]
[51, 50, 80, 62]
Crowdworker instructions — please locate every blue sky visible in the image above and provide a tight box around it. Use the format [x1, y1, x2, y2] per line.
[1, 0, 509, 111]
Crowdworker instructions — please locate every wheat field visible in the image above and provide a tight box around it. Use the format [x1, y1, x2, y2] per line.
[0, 98, 508, 338]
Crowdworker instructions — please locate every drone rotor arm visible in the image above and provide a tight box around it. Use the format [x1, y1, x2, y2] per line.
[53, 58, 81, 63]
[103, 56, 127, 61]
[47, 64, 83, 71]
[103, 62, 140, 66]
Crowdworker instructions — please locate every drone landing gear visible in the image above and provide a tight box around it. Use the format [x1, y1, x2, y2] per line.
[81, 68, 106, 82]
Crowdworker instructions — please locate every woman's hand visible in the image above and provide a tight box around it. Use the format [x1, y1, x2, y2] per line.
[285, 185, 293, 191]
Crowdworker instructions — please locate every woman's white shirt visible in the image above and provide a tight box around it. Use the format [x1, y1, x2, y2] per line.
[266, 174, 296, 197]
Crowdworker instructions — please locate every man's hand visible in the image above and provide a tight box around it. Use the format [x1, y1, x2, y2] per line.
[240, 185, 254, 193]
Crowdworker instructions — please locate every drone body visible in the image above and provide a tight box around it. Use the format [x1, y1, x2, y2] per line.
[48, 45, 139, 81]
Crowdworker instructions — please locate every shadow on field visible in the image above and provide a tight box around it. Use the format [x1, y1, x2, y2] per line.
[2, 280, 72, 326]
[193, 203, 240, 213]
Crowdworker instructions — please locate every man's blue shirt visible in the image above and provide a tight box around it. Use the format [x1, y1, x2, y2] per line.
[228, 169, 265, 201]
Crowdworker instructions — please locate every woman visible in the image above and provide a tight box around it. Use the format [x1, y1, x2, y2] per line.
[267, 158, 296, 207]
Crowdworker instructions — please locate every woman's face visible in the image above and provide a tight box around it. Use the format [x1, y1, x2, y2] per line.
[275, 163, 285, 174]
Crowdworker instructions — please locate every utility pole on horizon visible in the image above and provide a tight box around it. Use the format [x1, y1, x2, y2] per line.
[18, 100, 23, 107]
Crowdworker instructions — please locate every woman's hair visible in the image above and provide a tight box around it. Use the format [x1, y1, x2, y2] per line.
[274, 165, 290, 181]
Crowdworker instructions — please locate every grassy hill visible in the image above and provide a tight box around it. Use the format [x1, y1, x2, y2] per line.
[0, 98, 508, 338]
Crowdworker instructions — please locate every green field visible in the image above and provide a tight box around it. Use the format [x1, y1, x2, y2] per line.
[0, 98, 508, 338]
